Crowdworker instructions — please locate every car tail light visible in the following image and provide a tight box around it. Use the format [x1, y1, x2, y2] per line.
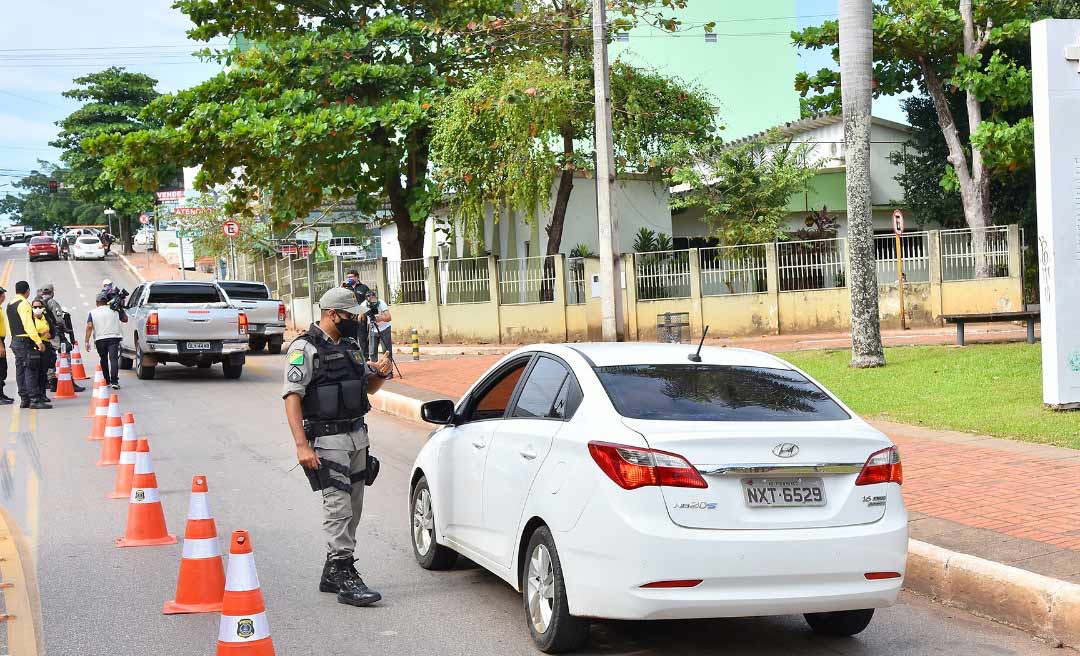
[238, 312, 248, 335]
[588, 441, 707, 490]
[278, 301, 286, 322]
[864, 572, 902, 580]
[855, 446, 903, 486]
[146, 312, 159, 336]
[640, 579, 703, 589]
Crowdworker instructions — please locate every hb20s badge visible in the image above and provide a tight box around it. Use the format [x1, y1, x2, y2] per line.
[237, 618, 255, 639]
[287, 366, 305, 383]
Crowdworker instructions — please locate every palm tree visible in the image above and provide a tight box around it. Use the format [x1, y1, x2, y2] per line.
[839, 0, 885, 368]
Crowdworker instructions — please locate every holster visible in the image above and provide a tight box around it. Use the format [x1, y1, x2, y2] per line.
[365, 452, 380, 486]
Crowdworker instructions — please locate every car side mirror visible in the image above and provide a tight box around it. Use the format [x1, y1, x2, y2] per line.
[421, 399, 457, 425]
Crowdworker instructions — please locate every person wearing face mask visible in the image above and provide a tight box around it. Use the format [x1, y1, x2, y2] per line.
[282, 287, 393, 609]
[6, 281, 48, 409]
[341, 269, 371, 359]
[30, 298, 56, 402]
[38, 283, 83, 393]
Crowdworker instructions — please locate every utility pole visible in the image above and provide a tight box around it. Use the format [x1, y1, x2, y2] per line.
[592, 0, 624, 341]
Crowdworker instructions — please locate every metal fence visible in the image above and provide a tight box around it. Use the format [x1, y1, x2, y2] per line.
[311, 259, 337, 300]
[387, 258, 428, 305]
[634, 249, 692, 300]
[874, 232, 931, 284]
[439, 257, 491, 304]
[777, 238, 846, 292]
[341, 258, 381, 291]
[699, 244, 768, 296]
[498, 255, 557, 305]
[566, 257, 587, 305]
[940, 226, 1010, 281]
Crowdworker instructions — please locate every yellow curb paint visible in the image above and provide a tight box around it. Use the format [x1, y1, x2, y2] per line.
[8, 405, 20, 437]
[0, 505, 42, 655]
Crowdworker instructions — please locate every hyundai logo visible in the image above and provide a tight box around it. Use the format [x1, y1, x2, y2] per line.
[772, 443, 800, 458]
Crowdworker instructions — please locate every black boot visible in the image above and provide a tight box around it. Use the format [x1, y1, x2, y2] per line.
[319, 556, 381, 607]
[73, 383, 85, 392]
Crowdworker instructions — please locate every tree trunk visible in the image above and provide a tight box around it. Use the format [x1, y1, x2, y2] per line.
[839, 0, 884, 368]
[959, 0, 992, 277]
[120, 215, 134, 255]
[545, 127, 576, 256]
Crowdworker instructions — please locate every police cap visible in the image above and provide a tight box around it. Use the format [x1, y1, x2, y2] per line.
[319, 287, 364, 315]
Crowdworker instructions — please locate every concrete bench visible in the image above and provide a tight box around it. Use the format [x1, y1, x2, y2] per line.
[941, 310, 1040, 346]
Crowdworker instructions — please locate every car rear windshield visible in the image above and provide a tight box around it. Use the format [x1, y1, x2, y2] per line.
[30, 237, 53, 244]
[146, 284, 222, 304]
[218, 282, 269, 300]
[594, 364, 850, 422]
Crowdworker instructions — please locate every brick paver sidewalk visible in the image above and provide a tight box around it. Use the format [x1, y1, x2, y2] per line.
[388, 354, 1080, 584]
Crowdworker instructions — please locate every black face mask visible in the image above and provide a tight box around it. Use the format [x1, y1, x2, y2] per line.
[334, 312, 359, 337]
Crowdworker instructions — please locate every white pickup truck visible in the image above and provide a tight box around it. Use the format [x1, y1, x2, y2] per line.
[119, 281, 248, 380]
[216, 281, 287, 354]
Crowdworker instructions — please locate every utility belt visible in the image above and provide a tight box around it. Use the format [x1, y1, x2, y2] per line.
[302, 417, 367, 440]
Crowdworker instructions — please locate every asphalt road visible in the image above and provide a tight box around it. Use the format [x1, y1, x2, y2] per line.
[0, 245, 1072, 655]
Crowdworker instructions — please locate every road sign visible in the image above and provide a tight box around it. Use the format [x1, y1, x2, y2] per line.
[139, 214, 150, 225]
[176, 229, 203, 238]
[222, 220, 241, 238]
[892, 209, 904, 235]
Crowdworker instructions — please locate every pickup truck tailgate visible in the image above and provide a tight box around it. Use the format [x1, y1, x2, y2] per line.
[150, 304, 242, 341]
[231, 300, 280, 326]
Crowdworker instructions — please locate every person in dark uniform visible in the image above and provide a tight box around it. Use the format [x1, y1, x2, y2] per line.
[282, 287, 393, 607]
[342, 269, 371, 359]
[6, 281, 48, 409]
[0, 286, 13, 405]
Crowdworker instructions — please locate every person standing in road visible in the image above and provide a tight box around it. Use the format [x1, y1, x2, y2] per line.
[6, 281, 49, 409]
[282, 287, 393, 608]
[359, 289, 392, 362]
[30, 297, 56, 400]
[85, 294, 126, 389]
[39, 283, 83, 393]
[342, 269, 371, 359]
[0, 286, 13, 405]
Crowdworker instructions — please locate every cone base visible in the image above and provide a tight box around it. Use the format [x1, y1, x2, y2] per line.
[163, 599, 223, 615]
[96, 458, 119, 466]
[54, 392, 77, 400]
[217, 638, 275, 655]
[116, 534, 177, 548]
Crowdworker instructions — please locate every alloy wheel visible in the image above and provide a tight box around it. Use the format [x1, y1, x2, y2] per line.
[412, 488, 433, 556]
[526, 544, 555, 635]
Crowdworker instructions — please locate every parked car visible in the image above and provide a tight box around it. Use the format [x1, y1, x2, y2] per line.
[72, 235, 106, 260]
[410, 343, 907, 653]
[120, 281, 248, 380]
[27, 236, 60, 261]
[327, 236, 363, 258]
[134, 230, 155, 247]
[216, 281, 287, 354]
[0, 230, 30, 247]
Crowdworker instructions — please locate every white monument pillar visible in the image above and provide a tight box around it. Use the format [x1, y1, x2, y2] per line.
[1032, 20, 1080, 409]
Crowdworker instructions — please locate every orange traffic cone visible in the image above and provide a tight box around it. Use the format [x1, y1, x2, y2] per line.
[54, 351, 78, 400]
[70, 341, 89, 380]
[108, 413, 139, 499]
[87, 384, 109, 441]
[216, 531, 275, 655]
[164, 475, 225, 614]
[85, 366, 105, 418]
[116, 438, 177, 547]
[97, 394, 123, 466]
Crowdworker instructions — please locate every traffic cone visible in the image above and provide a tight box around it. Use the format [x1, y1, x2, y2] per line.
[108, 413, 139, 499]
[70, 341, 89, 380]
[216, 531, 275, 655]
[87, 384, 109, 441]
[85, 366, 105, 417]
[54, 351, 78, 399]
[116, 438, 177, 547]
[164, 475, 225, 614]
[97, 394, 123, 466]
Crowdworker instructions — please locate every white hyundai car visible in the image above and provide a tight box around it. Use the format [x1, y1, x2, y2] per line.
[72, 235, 106, 260]
[410, 343, 907, 653]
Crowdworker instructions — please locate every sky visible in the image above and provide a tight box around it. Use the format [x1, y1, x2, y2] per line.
[0, 0, 909, 202]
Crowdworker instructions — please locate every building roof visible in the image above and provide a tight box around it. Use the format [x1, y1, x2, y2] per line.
[726, 113, 911, 147]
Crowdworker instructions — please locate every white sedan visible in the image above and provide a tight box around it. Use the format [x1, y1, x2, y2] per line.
[72, 235, 106, 261]
[411, 343, 907, 653]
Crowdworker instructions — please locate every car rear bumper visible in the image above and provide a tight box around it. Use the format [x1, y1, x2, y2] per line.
[147, 340, 248, 356]
[248, 324, 286, 335]
[556, 484, 908, 621]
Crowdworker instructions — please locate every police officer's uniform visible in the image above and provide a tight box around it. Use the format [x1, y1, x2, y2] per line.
[282, 288, 385, 607]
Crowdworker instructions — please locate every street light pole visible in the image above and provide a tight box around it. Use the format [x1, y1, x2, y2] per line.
[591, 0, 624, 342]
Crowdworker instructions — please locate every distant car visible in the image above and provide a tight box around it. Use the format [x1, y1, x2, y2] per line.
[327, 237, 362, 258]
[410, 343, 908, 653]
[134, 231, 155, 247]
[27, 236, 59, 261]
[72, 236, 106, 261]
[216, 281, 287, 354]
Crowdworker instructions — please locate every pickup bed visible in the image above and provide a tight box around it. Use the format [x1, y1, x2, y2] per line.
[119, 281, 248, 380]
[216, 281, 287, 354]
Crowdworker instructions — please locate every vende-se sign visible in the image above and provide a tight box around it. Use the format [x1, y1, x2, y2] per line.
[156, 189, 184, 202]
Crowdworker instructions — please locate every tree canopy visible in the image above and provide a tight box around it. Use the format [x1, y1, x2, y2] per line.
[0, 162, 105, 230]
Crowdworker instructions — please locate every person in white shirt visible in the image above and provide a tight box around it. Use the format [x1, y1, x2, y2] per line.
[85, 294, 127, 389]
[359, 289, 391, 362]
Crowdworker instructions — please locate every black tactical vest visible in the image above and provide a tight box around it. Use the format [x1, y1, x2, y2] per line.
[6, 297, 29, 338]
[295, 325, 370, 422]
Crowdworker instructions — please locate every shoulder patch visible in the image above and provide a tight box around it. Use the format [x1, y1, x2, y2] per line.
[287, 366, 305, 383]
[288, 350, 305, 365]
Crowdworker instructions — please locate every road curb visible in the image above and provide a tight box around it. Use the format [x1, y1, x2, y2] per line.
[116, 253, 146, 283]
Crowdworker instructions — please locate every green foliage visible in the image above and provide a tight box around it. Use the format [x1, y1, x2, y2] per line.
[170, 190, 270, 258]
[569, 243, 594, 258]
[671, 134, 817, 245]
[631, 227, 674, 253]
[0, 162, 105, 230]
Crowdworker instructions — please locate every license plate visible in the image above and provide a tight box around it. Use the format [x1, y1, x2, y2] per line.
[743, 477, 826, 507]
[186, 341, 211, 351]
[248, 324, 261, 332]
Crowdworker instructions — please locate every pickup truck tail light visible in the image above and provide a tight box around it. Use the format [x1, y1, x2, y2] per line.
[278, 302, 286, 323]
[238, 312, 248, 336]
[146, 312, 159, 336]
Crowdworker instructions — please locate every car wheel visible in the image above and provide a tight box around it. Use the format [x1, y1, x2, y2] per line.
[119, 355, 133, 370]
[135, 343, 156, 380]
[267, 338, 283, 355]
[804, 609, 875, 637]
[523, 526, 589, 654]
[409, 476, 457, 570]
[222, 362, 243, 379]
[248, 336, 267, 352]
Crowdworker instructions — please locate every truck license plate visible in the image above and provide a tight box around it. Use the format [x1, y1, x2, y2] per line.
[742, 477, 826, 507]
[186, 341, 211, 351]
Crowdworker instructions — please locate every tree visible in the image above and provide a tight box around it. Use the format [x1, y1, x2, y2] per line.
[793, 1, 1037, 276]
[95, 1, 518, 260]
[430, 1, 718, 256]
[670, 134, 817, 245]
[839, 0, 884, 368]
[0, 162, 104, 230]
[51, 67, 170, 254]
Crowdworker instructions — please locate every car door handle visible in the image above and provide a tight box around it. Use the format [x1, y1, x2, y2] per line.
[472, 439, 486, 449]
[520, 447, 537, 460]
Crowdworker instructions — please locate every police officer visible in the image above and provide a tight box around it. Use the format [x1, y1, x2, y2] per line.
[6, 281, 48, 409]
[282, 287, 393, 607]
[39, 283, 83, 393]
[342, 269, 370, 358]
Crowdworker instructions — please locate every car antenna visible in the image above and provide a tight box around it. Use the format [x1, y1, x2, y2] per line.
[688, 325, 709, 363]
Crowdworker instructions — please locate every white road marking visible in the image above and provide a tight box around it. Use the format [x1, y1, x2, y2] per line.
[66, 257, 82, 289]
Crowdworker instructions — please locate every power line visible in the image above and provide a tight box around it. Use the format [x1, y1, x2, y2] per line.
[0, 89, 67, 109]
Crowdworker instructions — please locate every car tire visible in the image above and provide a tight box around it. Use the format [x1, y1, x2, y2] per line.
[267, 338, 283, 355]
[135, 343, 156, 380]
[409, 476, 458, 571]
[523, 526, 589, 654]
[119, 355, 133, 370]
[248, 336, 267, 352]
[222, 362, 243, 379]
[804, 609, 875, 637]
